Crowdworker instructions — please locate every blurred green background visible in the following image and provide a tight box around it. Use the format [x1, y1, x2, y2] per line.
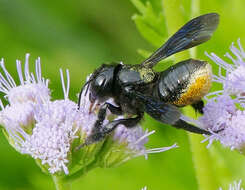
[0, 0, 245, 190]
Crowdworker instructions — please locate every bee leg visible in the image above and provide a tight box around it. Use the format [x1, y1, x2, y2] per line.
[87, 103, 122, 144]
[132, 91, 211, 135]
[147, 100, 210, 134]
[104, 102, 123, 115]
[172, 119, 210, 135]
[76, 103, 108, 149]
[191, 100, 204, 114]
[103, 113, 143, 131]
[80, 103, 142, 148]
[84, 115, 143, 147]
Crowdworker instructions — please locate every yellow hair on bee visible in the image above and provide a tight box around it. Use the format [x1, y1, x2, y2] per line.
[173, 63, 212, 106]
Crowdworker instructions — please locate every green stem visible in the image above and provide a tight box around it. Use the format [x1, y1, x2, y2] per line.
[187, 1, 219, 189]
[187, 2, 218, 189]
[52, 176, 71, 190]
[188, 124, 219, 190]
[64, 160, 97, 182]
[162, 1, 219, 189]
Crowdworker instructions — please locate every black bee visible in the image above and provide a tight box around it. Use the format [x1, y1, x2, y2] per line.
[78, 13, 219, 146]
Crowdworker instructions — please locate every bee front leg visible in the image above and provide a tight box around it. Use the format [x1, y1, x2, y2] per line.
[78, 103, 142, 149]
[76, 103, 109, 149]
[83, 114, 143, 147]
[83, 103, 122, 147]
[104, 102, 123, 115]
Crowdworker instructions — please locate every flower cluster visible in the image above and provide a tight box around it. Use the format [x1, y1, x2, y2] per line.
[199, 39, 245, 151]
[0, 54, 176, 176]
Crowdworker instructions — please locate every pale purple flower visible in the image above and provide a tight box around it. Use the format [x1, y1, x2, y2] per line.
[200, 40, 245, 150]
[0, 66, 84, 174]
[21, 100, 83, 174]
[0, 54, 50, 105]
[0, 54, 176, 175]
[108, 123, 177, 166]
[200, 95, 236, 131]
[0, 102, 35, 131]
[206, 39, 245, 95]
[114, 124, 177, 160]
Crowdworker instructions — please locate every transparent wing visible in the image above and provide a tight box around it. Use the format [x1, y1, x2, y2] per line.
[142, 13, 219, 67]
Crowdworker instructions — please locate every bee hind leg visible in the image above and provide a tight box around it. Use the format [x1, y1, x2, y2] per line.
[132, 91, 211, 135]
[77, 103, 143, 150]
[191, 100, 204, 114]
[172, 119, 210, 135]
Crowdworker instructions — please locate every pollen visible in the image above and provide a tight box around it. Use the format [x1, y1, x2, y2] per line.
[139, 67, 155, 83]
[173, 64, 212, 106]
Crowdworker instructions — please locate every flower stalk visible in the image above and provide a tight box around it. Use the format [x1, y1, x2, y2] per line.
[162, 1, 219, 189]
[52, 176, 71, 190]
[189, 134, 219, 190]
[189, 1, 219, 190]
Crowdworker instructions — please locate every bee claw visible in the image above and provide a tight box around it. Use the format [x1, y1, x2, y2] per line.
[213, 128, 224, 134]
[75, 142, 86, 151]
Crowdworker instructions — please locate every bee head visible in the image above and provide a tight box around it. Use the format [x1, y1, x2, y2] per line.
[88, 64, 116, 103]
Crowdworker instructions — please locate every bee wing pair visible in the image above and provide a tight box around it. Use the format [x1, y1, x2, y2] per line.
[141, 13, 219, 68]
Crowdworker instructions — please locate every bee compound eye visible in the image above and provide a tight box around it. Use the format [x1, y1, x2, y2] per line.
[95, 74, 106, 87]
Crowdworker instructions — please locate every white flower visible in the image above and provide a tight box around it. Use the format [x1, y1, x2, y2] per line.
[21, 99, 82, 175]
[0, 54, 177, 176]
[113, 124, 177, 160]
[0, 54, 50, 105]
[206, 39, 245, 95]
[200, 40, 245, 151]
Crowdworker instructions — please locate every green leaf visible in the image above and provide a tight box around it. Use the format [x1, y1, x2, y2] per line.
[137, 48, 152, 58]
[131, 0, 167, 47]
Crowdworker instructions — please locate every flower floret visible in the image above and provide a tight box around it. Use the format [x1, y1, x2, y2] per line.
[201, 40, 245, 150]
[0, 54, 50, 105]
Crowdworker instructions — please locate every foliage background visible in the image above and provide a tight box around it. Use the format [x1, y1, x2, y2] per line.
[0, 0, 245, 190]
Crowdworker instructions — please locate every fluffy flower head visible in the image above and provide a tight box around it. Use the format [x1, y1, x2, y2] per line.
[0, 54, 50, 105]
[200, 39, 245, 151]
[0, 54, 176, 176]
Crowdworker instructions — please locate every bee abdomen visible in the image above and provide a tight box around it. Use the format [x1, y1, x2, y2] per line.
[157, 59, 212, 106]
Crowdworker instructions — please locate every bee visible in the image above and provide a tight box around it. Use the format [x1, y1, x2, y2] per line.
[78, 13, 219, 146]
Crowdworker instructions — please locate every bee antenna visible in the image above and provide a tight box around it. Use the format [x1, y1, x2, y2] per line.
[77, 77, 93, 110]
[85, 80, 91, 96]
